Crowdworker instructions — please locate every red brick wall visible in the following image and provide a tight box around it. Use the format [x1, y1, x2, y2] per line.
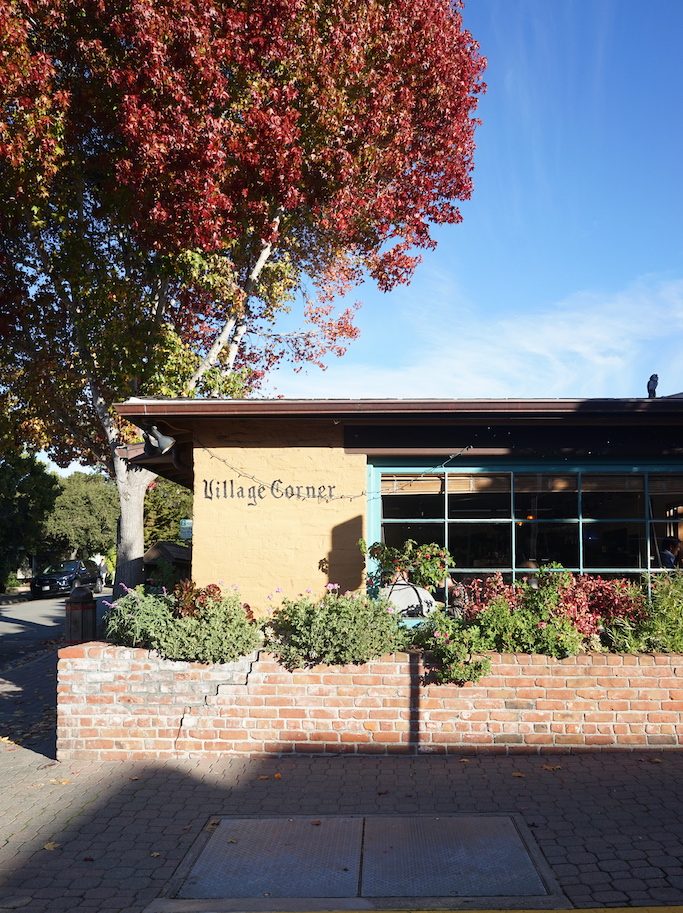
[57, 644, 683, 760]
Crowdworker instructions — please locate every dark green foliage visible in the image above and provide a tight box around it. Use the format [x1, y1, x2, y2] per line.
[641, 573, 683, 653]
[144, 478, 193, 549]
[0, 453, 59, 590]
[602, 572, 683, 654]
[42, 472, 118, 558]
[104, 583, 259, 664]
[265, 591, 407, 669]
[475, 592, 584, 657]
[411, 610, 491, 685]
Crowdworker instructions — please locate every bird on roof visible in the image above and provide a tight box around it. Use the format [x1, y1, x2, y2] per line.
[647, 374, 658, 398]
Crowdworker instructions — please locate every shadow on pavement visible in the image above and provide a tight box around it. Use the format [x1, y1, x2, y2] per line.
[0, 651, 58, 758]
[2, 747, 683, 913]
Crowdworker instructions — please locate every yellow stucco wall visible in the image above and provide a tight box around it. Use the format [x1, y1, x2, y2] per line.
[191, 420, 368, 611]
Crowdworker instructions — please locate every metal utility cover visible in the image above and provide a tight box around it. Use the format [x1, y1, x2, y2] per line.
[178, 817, 363, 899]
[361, 815, 547, 897]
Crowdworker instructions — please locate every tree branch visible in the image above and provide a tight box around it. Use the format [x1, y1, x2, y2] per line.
[185, 210, 282, 393]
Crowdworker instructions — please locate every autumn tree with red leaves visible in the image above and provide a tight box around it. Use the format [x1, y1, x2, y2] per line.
[0, 0, 485, 587]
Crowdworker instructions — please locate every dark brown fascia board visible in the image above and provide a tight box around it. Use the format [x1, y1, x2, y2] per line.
[114, 397, 683, 428]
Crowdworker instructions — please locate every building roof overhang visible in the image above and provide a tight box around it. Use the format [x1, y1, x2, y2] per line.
[114, 397, 683, 489]
[116, 396, 683, 424]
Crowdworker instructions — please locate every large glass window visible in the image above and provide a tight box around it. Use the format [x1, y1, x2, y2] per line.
[448, 474, 511, 519]
[448, 522, 511, 568]
[378, 468, 683, 579]
[515, 522, 579, 569]
[583, 521, 647, 569]
[381, 475, 443, 519]
[514, 475, 578, 520]
[582, 475, 644, 518]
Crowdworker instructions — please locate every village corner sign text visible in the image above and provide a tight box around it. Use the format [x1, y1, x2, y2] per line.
[202, 478, 336, 506]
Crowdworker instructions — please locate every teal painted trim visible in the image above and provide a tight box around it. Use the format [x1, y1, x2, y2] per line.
[364, 465, 382, 591]
[366, 459, 683, 581]
[368, 458, 683, 473]
[365, 463, 381, 545]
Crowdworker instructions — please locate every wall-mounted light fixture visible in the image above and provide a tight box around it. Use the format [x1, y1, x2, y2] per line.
[143, 425, 176, 456]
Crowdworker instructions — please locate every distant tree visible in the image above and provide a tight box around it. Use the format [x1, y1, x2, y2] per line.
[42, 472, 119, 560]
[144, 479, 193, 550]
[0, 453, 59, 590]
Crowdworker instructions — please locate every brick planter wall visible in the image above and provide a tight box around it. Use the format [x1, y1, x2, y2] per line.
[57, 644, 683, 760]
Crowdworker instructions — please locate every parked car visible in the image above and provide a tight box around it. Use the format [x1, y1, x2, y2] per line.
[31, 560, 103, 597]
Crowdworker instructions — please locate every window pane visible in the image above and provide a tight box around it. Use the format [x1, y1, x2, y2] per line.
[648, 475, 683, 528]
[382, 523, 445, 550]
[649, 523, 681, 568]
[448, 474, 511, 519]
[448, 522, 511, 568]
[515, 475, 578, 519]
[381, 475, 444, 519]
[582, 475, 644, 518]
[583, 521, 647, 568]
[515, 522, 579, 568]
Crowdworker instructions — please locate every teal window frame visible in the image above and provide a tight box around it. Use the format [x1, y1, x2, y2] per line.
[366, 459, 683, 581]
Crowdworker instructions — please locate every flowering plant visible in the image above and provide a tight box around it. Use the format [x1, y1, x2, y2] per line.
[360, 538, 453, 591]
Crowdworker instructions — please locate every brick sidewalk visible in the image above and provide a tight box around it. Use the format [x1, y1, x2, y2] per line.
[3, 653, 683, 911]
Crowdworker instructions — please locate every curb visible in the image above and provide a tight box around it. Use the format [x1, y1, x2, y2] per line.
[0, 591, 33, 607]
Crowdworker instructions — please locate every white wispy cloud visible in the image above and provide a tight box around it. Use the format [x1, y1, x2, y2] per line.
[267, 276, 683, 400]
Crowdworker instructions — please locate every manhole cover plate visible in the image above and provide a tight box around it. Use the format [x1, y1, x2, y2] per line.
[179, 817, 362, 898]
[362, 815, 546, 896]
[176, 815, 553, 901]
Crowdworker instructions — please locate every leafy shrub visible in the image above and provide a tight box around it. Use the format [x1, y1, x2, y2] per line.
[635, 572, 683, 653]
[104, 582, 259, 663]
[360, 538, 453, 591]
[464, 568, 644, 638]
[471, 591, 582, 658]
[552, 572, 645, 636]
[415, 567, 646, 684]
[265, 588, 406, 669]
[462, 573, 519, 615]
[4, 571, 20, 591]
[412, 610, 491, 685]
[600, 613, 647, 654]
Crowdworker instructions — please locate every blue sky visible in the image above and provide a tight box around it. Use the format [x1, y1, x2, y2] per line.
[269, 0, 683, 400]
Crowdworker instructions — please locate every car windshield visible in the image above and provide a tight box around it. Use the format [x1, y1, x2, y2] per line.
[42, 561, 79, 574]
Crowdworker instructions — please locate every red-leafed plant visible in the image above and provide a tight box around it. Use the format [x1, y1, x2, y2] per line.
[463, 573, 519, 617]
[554, 573, 646, 637]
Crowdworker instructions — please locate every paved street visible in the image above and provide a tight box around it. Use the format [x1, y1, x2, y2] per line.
[3, 641, 683, 911]
[0, 590, 113, 667]
[0, 592, 66, 667]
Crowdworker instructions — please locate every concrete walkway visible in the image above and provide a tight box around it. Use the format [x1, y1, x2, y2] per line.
[2, 649, 683, 912]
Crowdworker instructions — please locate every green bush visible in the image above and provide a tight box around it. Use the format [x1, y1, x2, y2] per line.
[104, 582, 259, 663]
[413, 576, 587, 685]
[411, 610, 491, 685]
[4, 571, 20, 591]
[639, 572, 683, 653]
[475, 590, 584, 658]
[265, 589, 406, 669]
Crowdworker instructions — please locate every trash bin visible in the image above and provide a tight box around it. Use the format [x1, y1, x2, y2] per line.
[65, 586, 97, 644]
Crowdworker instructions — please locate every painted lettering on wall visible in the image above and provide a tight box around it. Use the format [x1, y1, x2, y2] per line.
[202, 478, 337, 506]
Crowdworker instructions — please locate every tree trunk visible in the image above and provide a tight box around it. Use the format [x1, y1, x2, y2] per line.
[112, 453, 156, 594]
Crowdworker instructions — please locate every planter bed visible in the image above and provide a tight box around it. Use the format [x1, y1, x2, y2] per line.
[57, 643, 683, 760]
